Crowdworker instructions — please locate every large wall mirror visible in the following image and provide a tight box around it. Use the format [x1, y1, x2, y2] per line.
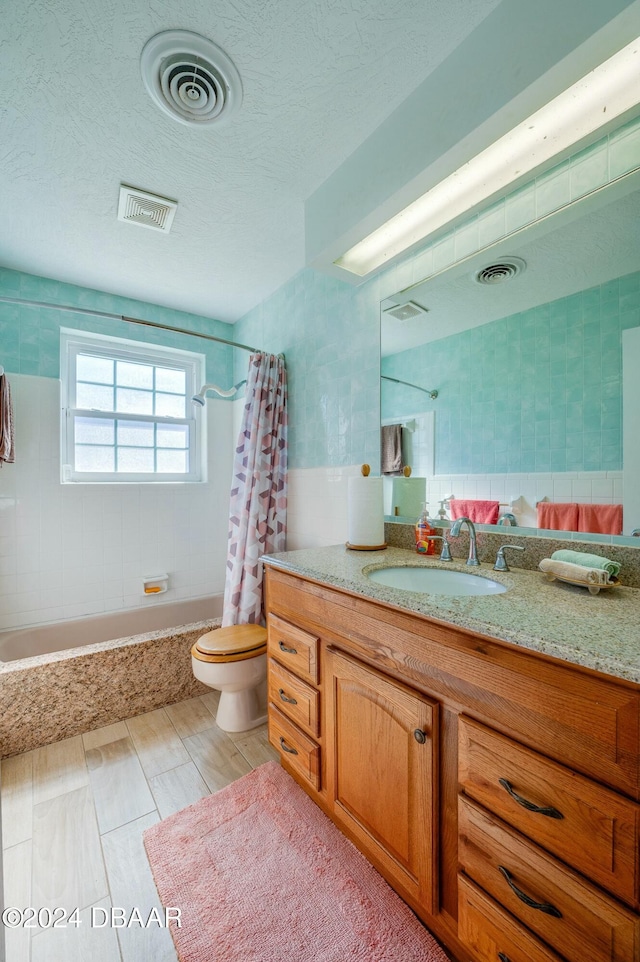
[380, 167, 640, 546]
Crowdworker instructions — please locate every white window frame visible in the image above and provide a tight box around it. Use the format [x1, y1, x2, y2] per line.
[60, 328, 206, 483]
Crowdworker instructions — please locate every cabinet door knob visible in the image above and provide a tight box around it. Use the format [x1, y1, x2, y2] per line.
[278, 640, 297, 654]
[279, 736, 298, 755]
[498, 778, 564, 819]
[413, 729, 427, 744]
[278, 688, 298, 705]
[498, 866, 562, 917]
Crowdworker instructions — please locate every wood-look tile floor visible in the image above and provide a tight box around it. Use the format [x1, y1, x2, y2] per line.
[1, 692, 278, 962]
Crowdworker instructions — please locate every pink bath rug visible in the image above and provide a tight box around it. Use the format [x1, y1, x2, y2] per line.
[143, 760, 449, 962]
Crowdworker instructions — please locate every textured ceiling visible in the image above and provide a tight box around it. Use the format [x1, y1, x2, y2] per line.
[0, 0, 500, 322]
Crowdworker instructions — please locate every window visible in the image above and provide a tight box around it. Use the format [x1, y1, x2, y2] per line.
[61, 330, 205, 482]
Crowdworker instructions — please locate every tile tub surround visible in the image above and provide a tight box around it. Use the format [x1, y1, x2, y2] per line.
[385, 521, 640, 588]
[0, 373, 234, 632]
[263, 545, 640, 684]
[0, 619, 222, 758]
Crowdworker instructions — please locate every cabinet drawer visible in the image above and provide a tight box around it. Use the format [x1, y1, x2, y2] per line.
[267, 613, 319, 684]
[458, 874, 565, 962]
[268, 705, 321, 791]
[459, 716, 640, 908]
[458, 796, 640, 962]
[268, 658, 320, 737]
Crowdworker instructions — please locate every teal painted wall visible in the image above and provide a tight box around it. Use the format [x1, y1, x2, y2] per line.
[5, 256, 638, 479]
[382, 270, 640, 474]
[0, 265, 384, 472]
[0, 268, 236, 387]
[235, 267, 382, 470]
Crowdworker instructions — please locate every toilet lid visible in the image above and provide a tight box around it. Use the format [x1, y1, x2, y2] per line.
[195, 623, 267, 656]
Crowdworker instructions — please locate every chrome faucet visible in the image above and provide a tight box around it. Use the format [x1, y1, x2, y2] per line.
[497, 513, 517, 526]
[449, 516, 479, 566]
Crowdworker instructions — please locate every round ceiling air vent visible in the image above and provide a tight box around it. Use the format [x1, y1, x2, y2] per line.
[140, 30, 242, 127]
[473, 257, 526, 285]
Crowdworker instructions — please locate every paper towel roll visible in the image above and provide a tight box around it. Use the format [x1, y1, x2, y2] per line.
[347, 475, 385, 548]
[391, 477, 427, 518]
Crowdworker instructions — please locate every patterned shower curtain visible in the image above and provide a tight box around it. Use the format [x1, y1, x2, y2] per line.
[222, 353, 288, 626]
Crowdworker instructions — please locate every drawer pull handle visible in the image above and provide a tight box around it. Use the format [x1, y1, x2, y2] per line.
[498, 866, 562, 918]
[413, 729, 427, 744]
[278, 688, 298, 705]
[278, 640, 298, 654]
[279, 736, 298, 755]
[498, 955, 512, 962]
[499, 779, 564, 820]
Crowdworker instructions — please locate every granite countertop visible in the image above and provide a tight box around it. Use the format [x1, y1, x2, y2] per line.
[263, 545, 640, 685]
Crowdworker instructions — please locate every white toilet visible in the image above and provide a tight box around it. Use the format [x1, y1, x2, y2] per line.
[191, 624, 268, 733]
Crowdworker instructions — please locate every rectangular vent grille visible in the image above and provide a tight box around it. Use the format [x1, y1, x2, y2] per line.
[383, 300, 428, 321]
[117, 186, 177, 233]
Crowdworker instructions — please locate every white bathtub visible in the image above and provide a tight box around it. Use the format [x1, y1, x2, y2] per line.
[0, 595, 224, 757]
[0, 596, 222, 663]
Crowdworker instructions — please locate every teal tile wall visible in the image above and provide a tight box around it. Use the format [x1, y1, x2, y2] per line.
[235, 267, 381, 470]
[0, 268, 236, 388]
[381, 270, 640, 474]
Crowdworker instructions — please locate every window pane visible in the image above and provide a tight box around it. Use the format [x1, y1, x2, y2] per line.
[157, 449, 188, 473]
[116, 387, 153, 415]
[155, 393, 185, 418]
[116, 360, 153, 389]
[77, 382, 114, 411]
[157, 423, 188, 448]
[75, 417, 115, 445]
[156, 367, 186, 394]
[64, 333, 202, 481]
[117, 420, 154, 447]
[76, 445, 115, 472]
[77, 354, 114, 385]
[117, 448, 154, 472]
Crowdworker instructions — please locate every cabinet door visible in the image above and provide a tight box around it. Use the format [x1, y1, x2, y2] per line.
[326, 648, 438, 913]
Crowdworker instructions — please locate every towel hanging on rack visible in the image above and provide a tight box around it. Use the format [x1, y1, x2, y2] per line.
[576, 503, 623, 535]
[536, 502, 579, 531]
[0, 372, 15, 467]
[380, 424, 403, 475]
[449, 499, 500, 524]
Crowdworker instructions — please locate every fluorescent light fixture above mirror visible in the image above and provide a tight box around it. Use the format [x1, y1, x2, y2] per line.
[336, 36, 640, 277]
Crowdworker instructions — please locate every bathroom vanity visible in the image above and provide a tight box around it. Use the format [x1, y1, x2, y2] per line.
[263, 546, 640, 962]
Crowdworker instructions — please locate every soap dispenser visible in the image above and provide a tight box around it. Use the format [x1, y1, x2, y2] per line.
[415, 502, 435, 555]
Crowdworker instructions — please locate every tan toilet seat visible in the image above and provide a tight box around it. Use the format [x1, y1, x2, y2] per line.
[192, 624, 267, 664]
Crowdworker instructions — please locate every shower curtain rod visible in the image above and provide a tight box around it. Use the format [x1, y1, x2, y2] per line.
[0, 295, 262, 354]
[381, 374, 438, 399]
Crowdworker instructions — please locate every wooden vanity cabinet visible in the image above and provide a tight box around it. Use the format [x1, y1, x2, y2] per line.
[264, 566, 640, 962]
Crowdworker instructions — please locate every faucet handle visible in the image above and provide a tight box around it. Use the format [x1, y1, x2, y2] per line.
[493, 544, 525, 571]
[423, 529, 454, 562]
[439, 532, 453, 562]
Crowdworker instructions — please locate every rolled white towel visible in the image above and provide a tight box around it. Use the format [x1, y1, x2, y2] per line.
[539, 558, 610, 585]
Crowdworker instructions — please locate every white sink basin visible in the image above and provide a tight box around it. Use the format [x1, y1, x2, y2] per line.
[365, 566, 507, 597]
